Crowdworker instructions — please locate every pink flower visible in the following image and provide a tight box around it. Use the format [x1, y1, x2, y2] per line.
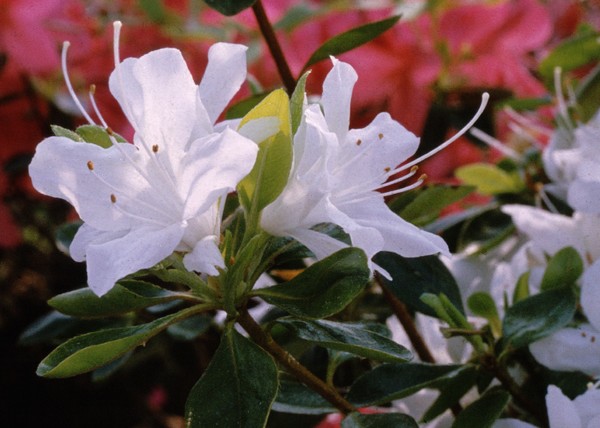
[439, 0, 552, 97]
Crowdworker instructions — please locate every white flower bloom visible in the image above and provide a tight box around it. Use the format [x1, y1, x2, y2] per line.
[502, 205, 600, 377]
[545, 385, 600, 428]
[29, 25, 258, 296]
[261, 59, 487, 276]
[543, 110, 600, 211]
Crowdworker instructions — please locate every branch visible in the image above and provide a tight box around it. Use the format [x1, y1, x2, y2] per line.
[252, 0, 296, 94]
[237, 308, 356, 414]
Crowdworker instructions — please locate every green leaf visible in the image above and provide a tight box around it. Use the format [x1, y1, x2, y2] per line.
[55, 221, 82, 254]
[503, 287, 577, 349]
[185, 327, 278, 427]
[48, 280, 188, 318]
[394, 185, 475, 226]
[290, 71, 310, 135]
[346, 363, 462, 407]
[456, 208, 515, 256]
[513, 271, 530, 303]
[51, 125, 83, 142]
[540, 246, 583, 291]
[139, 0, 167, 23]
[225, 93, 269, 119]
[467, 292, 501, 336]
[342, 413, 418, 428]
[37, 306, 200, 378]
[255, 248, 370, 319]
[303, 15, 401, 70]
[539, 28, 600, 80]
[451, 389, 510, 428]
[238, 89, 293, 213]
[576, 63, 600, 122]
[203, 0, 256, 16]
[272, 378, 336, 415]
[150, 266, 214, 299]
[76, 124, 127, 148]
[166, 315, 211, 341]
[455, 163, 523, 195]
[276, 318, 412, 363]
[18, 311, 126, 346]
[374, 253, 465, 318]
[422, 366, 479, 423]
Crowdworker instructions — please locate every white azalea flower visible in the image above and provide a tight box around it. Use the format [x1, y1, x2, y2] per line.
[261, 58, 488, 276]
[543, 110, 600, 211]
[29, 23, 258, 296]
[545, 385, 600, 428]
[502, 205, 600, 377]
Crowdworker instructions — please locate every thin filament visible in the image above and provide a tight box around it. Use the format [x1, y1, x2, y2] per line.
[392, 92, 490, 175]
[62, 41, 96, 125]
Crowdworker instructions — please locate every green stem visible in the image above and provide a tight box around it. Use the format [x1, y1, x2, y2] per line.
[237, 308, 356, 415]
[252, 0, 296, 94]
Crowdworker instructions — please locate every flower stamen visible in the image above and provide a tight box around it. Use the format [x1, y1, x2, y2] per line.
[88, 84, 109, 128]
[62, 41, 96, 125]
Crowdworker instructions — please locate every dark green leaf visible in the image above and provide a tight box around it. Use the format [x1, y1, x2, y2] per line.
[422, 366, 478, 422]
[55, 221, 82, 254]
[277, 318, 412, 363]
[19, 311, 126, 346]
[456, 209, 515, 256]
[540, 246, 583, 291]
[37, 306, 199, 378]
[342, 413, 418, 428]
[374, 253, 464, 318]
[76, 124, 127, 148]
[255, 248, 370, 319]
[346, 363, 462, 407]
[451, 389, 510, 428]
[151, 266, 214, 299]
[303, 15, 401, 70]
[185, 328, 278, 427]
[167, 314, 211, 341]
[503, 287, 577, 349]
[48, 280, 187, 318]
[91, 351, 133, 381]
[203, 0, 256, 16]
[394, 185, 474, 226]
[272, 378, 336, 415]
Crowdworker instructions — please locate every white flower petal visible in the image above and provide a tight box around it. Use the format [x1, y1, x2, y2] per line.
[502, 205, 584, 255]
[180, 128, 258, 219]
[288, 227, 348, 260]
[70, 224, 126, 262]
[85, 223, 185, 296]
[581, 261, 600, 331]
[546, 385, 582, 428]
[529, 325, 600, 378]
[198, 43, 248, 125]
[321, 57, 357, 142]
[493, 419, 537, 428]
[109, 48, 197, 154]
[569, 180, 600, 213]
[183, 235, 225, 276]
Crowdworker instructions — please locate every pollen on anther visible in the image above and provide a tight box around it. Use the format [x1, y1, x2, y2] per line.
[152, 144, 159, 153]
[582, 332, 588, 337]
[378, 133, 384, 140]
[384, 167, 391, 172]
[592, 336, 596, 343]
[356, 139, 362, 146]
[87, 161, 94, 171]
[110, 194, 117, 203]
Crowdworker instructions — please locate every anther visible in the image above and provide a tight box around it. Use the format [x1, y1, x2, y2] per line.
[384, 167, 391, 172]
[152, 144, 159, 153]
[87, 161, 94, 171]
[356, 139, 362, 146]
[110, 194, 117, 203]
[106, 127, 114, 136]
[378, 133, 384, 140]
[90, 84, 96, 95]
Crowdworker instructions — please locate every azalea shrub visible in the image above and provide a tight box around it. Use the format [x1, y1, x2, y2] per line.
[7, 0, 600, 427]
